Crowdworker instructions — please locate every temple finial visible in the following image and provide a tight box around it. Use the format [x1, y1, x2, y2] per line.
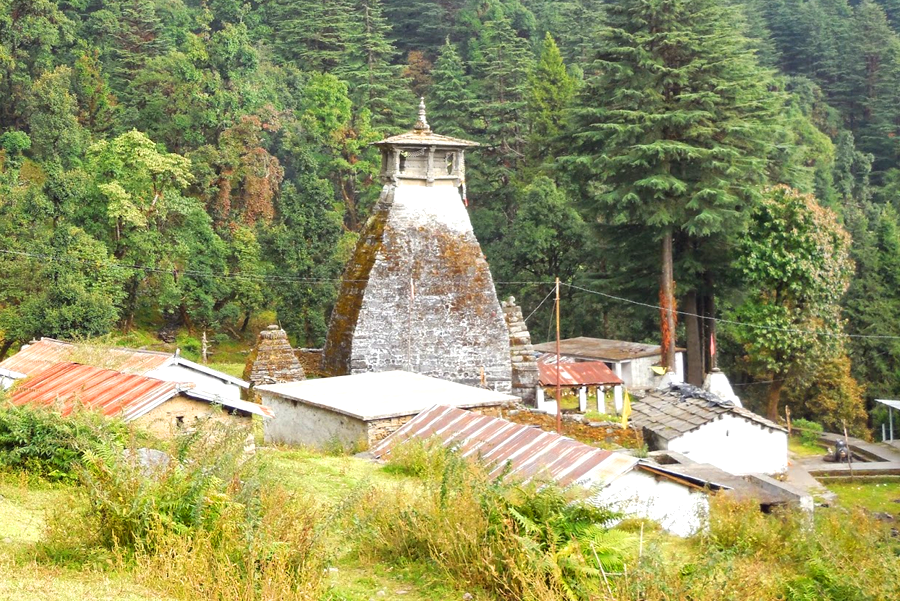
[414, 97, 430, 132]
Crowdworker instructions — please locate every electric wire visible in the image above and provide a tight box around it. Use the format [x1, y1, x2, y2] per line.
[5, 246, 900, 342]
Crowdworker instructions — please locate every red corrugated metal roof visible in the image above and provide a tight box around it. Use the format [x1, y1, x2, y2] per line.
[10, 362, 189, 420]
[538, 361, 623, 386]
[371, 405, 639, 487]
[0, 338, 172, 377]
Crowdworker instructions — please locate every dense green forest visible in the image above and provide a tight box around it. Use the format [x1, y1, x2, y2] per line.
[1, 0, 899, 432]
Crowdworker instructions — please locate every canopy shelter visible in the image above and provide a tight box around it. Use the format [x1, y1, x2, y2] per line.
[535, 361, 623, 415]
[875, 399, 900, 441]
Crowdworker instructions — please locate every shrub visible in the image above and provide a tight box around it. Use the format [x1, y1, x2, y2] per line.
[792, 418, 824, 446]
[44, 418, 329, 600]
[0, 402, 129, 482]
[357, 440, 630, 601]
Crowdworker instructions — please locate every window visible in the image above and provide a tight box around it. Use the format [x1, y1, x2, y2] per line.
[399, 151, 407, 174]
[446, 152, 455, 175]
[175, 415, 185, 428]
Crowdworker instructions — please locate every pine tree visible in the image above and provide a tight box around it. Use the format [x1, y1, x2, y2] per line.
[335, 0, 413, 131]
[563, 0, 780, 372]
[266, 0, 355, 72]
[525, 32, 574, 167]
[473, 10, 534, 187]
[428, 39, 478, 138]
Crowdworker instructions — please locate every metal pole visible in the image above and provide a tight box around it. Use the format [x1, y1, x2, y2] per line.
[883, 422, 887, 443]
[556, 277, 562, 435]
[891, 407, 894, 442]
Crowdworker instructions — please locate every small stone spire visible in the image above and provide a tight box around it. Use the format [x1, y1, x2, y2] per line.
[414, 97, 430, 132]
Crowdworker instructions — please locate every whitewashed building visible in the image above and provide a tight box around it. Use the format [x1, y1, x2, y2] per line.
[630, 384, 788, 475]
[257, 371, 517, 450]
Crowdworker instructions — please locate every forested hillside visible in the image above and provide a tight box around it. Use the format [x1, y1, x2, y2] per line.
[1, 0, 899, 431]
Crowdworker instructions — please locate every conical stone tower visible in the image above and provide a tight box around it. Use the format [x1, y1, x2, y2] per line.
[322, 99, 513, 392]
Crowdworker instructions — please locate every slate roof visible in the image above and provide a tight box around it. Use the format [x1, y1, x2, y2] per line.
[630, 384, 786, 442]
[372, 129, 479, 148]
[533, 337, 685, 362]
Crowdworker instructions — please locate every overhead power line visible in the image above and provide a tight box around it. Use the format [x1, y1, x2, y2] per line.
[4, 246, 899, 342]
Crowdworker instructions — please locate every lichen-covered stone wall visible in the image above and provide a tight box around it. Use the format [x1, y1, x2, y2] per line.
[244, 325, 306, 389]
[502, 297, 539, 406]
[323, 183, 512, 392]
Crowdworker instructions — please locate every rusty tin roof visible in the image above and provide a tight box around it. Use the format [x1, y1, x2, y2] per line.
[533, 337, 685, 362]
[10, 362, 189, 420]
[371, 405, 639, 488]
[0, 338, 172, 377]
[10, 362, 272, 420]
[538, 361, 623, 387]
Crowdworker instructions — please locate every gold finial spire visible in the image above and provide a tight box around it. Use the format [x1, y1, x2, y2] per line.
[414, 97, 430, 132]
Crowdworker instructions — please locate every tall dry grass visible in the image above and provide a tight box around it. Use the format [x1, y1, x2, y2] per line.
[39, 418, 329, 601]
[355, 439, 632, 601]
[620, 497, 900, 601]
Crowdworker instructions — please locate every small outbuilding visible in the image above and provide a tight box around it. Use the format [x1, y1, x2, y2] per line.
[533, 337, 685, 410]
[373, 405, 729, 537]
[0, 338, 250, 404]
[10, 362, 271, 437]
[630, 384, 788, 475]
[257, 370, 518, 450]
[535, 361, 623, 415]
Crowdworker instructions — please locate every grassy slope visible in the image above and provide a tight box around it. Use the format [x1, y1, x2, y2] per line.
[259, 448, 489, 601]
[0, 475, 169, 601]
[0, 451, 485, 601]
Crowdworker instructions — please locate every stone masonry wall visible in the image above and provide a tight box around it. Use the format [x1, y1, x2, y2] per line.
[244, 326, 305, 402]
[323, 184, 513, 392]
[502, 297, 539, 406]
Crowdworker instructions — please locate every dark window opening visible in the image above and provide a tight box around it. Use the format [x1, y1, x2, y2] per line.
[175, 415, 185, 428]
[446, 153, 455, 175]
[399, 152, 407, 173]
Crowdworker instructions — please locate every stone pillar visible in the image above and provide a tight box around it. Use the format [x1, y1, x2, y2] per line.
[244, 325, 306, 401]
[578, 386, 587, 412]
[502, 296, 539, 406]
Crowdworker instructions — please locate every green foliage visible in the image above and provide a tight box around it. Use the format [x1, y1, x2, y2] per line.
[726, 186, 853, 419]
[0, 403, 128, 483]
[358, 439, 628, 601]
[791, 418, 824, 446]
[77, 420, 255, 551]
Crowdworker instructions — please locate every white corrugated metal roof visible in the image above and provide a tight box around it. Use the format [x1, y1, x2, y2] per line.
[257, 371, 517, 421]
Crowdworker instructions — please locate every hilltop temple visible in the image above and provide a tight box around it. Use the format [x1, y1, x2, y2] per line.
[322, 99, 513, 392]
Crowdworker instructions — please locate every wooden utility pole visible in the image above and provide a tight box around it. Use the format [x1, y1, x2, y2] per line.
[555, 277, 562, 435]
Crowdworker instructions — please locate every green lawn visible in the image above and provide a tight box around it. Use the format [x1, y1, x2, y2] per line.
[828, 478, 900, 514]
[788, 437, 827, 457]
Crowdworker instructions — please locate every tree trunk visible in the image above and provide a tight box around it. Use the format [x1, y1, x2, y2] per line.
[766, 377, 785, 422]
[659, 229, 676, 372]
[240, 311, 251, 333]
[705, 272, 718, 372]
[684, 291, 703, 385]
[0, 339, 14, 361]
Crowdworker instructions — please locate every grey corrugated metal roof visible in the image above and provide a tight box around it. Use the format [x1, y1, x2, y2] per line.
[630, 385, 786, 442]
[533, 337, 685, 362]
[372, 404, 639, 487]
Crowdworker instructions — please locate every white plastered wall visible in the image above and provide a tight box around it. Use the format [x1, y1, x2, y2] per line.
[592, 470, 708, 538]
[667, 415, 788, 475]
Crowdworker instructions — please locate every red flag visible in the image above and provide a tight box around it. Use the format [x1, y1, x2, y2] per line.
[710, 333, 716, 358]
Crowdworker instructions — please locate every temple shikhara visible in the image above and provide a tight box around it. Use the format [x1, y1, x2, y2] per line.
[322, 99, 513, 392]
